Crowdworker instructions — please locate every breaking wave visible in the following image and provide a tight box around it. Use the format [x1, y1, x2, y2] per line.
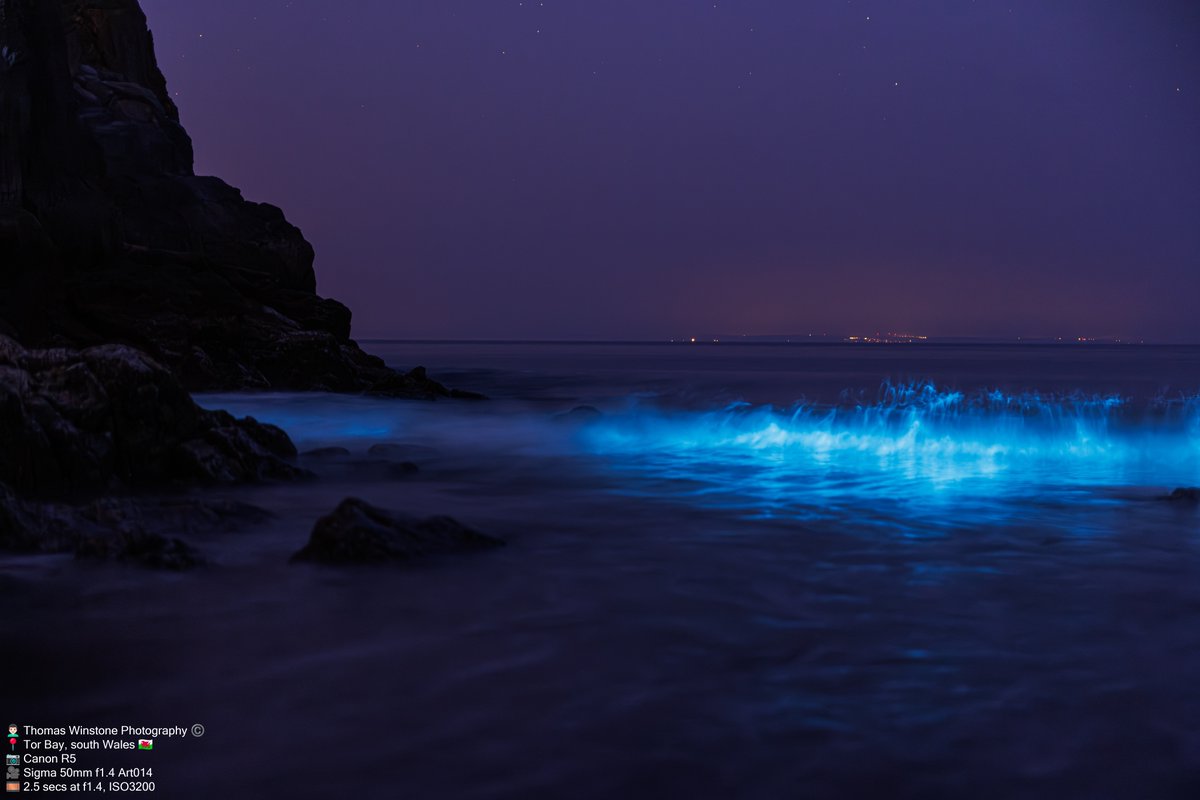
[200, 380, 1200, 524]
[580, 382, 1200, 513]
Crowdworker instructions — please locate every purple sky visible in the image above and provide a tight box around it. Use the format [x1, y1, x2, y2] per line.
[140, 0, 1199, 341]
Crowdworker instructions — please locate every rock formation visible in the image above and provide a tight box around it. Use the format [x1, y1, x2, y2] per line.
[0, 0, 458, 397]
[1, 479, 270, 567]
[0, 330, 297, 562]
[0, 333, 303, 496]
[292, 498, 504, 565]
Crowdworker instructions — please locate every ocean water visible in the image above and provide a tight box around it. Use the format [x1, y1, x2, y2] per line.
[8, 343, 1200, 799]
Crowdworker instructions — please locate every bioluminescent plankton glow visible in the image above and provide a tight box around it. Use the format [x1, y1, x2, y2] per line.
[203, 381, 1200, 530]
[576, 382, 1200, 526]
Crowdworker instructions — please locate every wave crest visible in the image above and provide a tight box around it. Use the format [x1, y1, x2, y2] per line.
[582, 382, 1200, 493]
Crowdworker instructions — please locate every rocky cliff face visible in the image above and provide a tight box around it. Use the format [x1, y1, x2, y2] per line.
[0, 0, 454, 397]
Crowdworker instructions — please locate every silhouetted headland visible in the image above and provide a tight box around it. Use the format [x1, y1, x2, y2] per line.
[0, 0, 482, 562]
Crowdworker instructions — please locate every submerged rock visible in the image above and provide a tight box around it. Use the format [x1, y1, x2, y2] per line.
[1, 481, 270, 568]
[554, 405, 603, 422]
[291, 498, 503, 565]
[366, 442, 439, 459]
[75, 530, 202, 570]
[386, 461, 421, 477]
[302, 446, 352, 459]
[1162, 487, 1200, 505]
[0, 483, 75, 553]
[0, 335, 303, 495]
[79, 495, 273, 534]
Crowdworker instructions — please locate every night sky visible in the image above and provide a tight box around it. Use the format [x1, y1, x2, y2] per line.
[140, 0, 1199, 341]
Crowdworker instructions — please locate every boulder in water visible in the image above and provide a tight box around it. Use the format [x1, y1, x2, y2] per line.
[291, 498, 503, 565]
[75, 530, 202, 570]
[1163, 487, 1200, 505]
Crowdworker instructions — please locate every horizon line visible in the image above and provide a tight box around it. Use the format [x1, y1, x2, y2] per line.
[356, 337, 1190, 346]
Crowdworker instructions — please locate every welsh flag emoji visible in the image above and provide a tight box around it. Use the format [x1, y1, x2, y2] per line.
[137, 740, 153, 751]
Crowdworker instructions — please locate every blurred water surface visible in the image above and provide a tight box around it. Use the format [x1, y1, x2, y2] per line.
[8, 343, 1200, 799]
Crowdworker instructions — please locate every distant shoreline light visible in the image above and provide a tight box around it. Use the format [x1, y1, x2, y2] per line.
[846, 332, 929, 344]
[665, 333, 1149, 345]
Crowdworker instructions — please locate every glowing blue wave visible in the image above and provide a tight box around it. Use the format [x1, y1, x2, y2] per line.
[579, 383, 1200, 518]
[199, 383, 1200, 526]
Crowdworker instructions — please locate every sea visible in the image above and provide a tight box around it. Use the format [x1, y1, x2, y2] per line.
[8, 342, 1200, 798]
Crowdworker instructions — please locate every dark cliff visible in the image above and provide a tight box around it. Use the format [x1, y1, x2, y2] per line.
[0, 0, 452, 397]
